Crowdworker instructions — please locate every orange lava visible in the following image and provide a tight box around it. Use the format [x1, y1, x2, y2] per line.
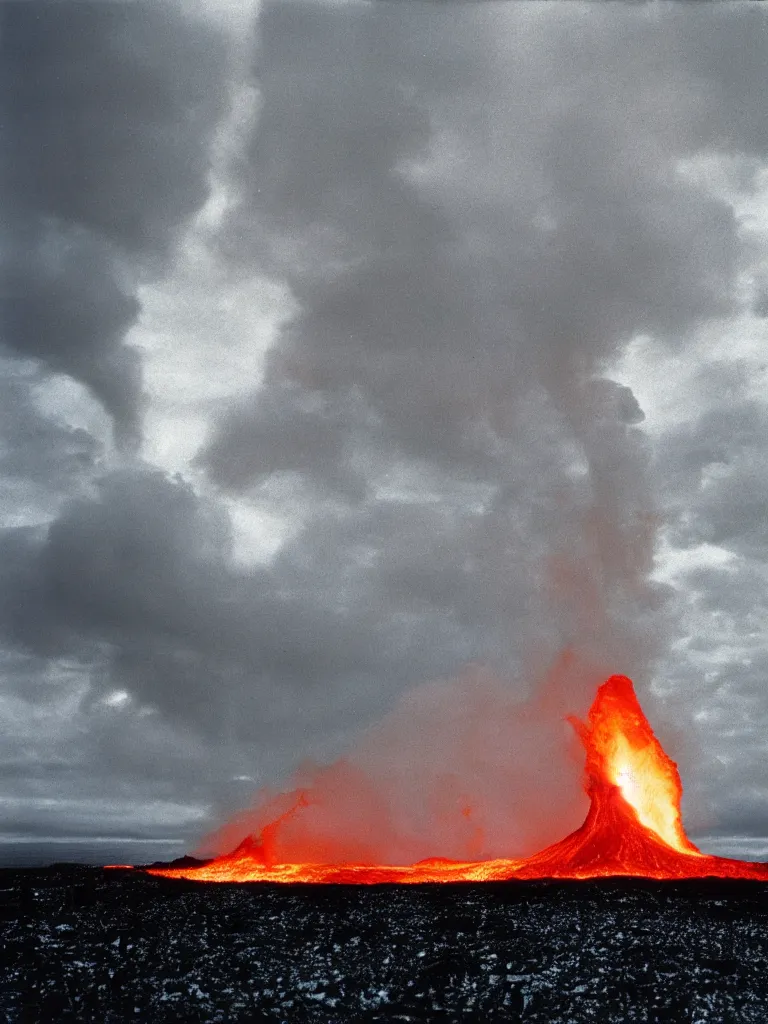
[143, 675, 768, 883]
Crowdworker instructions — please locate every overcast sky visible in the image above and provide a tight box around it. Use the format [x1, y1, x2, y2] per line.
[2, 0, 768, 867]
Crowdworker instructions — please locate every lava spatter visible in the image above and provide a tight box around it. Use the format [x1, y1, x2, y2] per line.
[140, 676, 768, 883]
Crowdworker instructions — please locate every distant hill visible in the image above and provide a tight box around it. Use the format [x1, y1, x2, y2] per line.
[141, 854, 213, 870]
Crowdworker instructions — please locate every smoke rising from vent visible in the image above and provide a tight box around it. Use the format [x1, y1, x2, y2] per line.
[198, 659, 592, 862]
[191, 1, 759, 854]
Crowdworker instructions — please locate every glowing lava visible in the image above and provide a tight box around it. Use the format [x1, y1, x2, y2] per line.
[141, 676, 768, 883]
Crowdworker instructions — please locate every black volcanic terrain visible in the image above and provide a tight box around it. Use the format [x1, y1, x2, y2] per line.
[3, 866, 768, 1022]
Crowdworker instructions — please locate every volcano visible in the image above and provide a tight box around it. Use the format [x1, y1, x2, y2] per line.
[142, 675, 768, 883]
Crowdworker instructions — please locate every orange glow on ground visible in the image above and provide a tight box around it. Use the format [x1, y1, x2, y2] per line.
[138, 676, 768, 883]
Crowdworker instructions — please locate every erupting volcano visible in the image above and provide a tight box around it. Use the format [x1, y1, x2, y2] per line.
[144, 676, 768, 884]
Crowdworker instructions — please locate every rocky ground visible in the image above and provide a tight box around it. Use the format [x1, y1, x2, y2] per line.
[2, 866, 768, 1022]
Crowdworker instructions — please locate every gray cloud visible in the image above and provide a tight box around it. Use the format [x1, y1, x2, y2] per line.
[1, 2, 229, 444]
[0, 366, 101, 499]
[644, 362, 768, 841]
[656, 384, 768, 560]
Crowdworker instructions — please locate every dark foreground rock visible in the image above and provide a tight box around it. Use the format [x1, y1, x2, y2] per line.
[2, 867, 768, 1022]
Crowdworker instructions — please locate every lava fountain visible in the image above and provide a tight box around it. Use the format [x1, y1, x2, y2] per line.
[142, 676, 768, 883]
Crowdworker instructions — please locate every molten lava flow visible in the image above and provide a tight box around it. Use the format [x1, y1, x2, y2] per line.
[143, 675, 768, 883]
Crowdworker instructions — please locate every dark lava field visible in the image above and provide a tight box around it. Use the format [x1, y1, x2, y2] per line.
[2, 866, 768, 1022]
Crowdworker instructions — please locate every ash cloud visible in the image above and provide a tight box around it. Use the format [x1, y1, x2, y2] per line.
[189, 1, 768, 852]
